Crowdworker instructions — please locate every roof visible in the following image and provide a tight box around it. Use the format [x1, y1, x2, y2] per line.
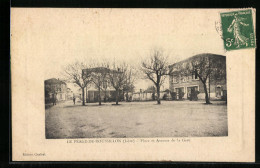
[44, 78, 66, 85]
[169, 53, 226, 68]
[83, 67, 111, 74]
[82, 67, 122, 78]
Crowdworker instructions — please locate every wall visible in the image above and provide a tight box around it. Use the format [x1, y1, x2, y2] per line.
[87, 90, 120, 103]
[132, 92, 154, 101]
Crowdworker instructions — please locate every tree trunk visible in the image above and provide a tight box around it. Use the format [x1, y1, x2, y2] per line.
[104, 89, 107, 103]
[82, 87, 85, 106]
[85, 88, 88, 104]
[203, 82, 211, 104]
[98, 88, 101, 105]
[156, 86, 161, 104]
[116, 89, 119, 105]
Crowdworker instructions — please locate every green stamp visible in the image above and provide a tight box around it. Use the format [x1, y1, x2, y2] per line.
[220, 9, 255, 50]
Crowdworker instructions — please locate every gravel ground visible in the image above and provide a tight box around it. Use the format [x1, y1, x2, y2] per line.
[45, 100, 227, 139]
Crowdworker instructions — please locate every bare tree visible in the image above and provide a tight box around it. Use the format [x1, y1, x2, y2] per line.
[108, 64, 127, 105]
[123, 65, 137, 102]
[103, 76, 108, 103]
[84, 67, 109, 105]
[141, 49, 169, 104]
[63, 61, 92, 106]
[175, 54, 226, 104]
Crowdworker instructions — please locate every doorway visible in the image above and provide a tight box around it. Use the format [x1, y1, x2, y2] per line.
[187, 86, 198, 100]
[175, 87, 184, 100]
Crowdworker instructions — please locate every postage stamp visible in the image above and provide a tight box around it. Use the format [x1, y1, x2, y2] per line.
[220, 9, 255, 51]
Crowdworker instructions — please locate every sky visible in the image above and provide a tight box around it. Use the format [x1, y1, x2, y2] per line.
[17, 9, 226, 92]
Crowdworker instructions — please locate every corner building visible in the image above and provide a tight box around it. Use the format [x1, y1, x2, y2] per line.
[169, 54, 227, 100]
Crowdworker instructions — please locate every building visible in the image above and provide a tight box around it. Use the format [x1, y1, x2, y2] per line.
[82, 67, 124, 103]
[66, 88, 74, 100]
[87, 89, 120, 103]
[169, 53, 227, 100]
[132, 88, 170, 101]
[132, 89, 154, 101]
[44, 78, 67, 103]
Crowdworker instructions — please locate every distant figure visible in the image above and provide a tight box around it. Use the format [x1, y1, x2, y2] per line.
[73, 97, 76, 105]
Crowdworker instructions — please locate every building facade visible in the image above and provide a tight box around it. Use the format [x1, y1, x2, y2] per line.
[82, 67, 124, 103]
[44, 78, 67, 103]
[87, 89, 121, 103]
[169, 54, 227, 100]
[66, 88, 74, 100]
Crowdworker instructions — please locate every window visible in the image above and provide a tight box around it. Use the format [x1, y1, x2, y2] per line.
[103, 80, 108, 88]
[182, 77, 186, 82]
[175, 87, 184, 94]
[192, 72, 199, 80]
[173, 77, 178, 83]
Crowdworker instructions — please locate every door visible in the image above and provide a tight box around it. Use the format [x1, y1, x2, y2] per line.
[187, 86, 198, 100]
[175, 88, 184, 100]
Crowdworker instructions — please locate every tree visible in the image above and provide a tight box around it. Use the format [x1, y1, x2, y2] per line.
[141, 49, 169, 104]
[176, 54, 226, 104]
[83, 67, 109, 105]
[123, 65, 137, 102]
[63, 61, 92, 106]
[103, 76, 108, 103]
[108, 64, 127, 105]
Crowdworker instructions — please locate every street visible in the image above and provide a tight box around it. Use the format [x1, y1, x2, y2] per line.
[45, 100, 228, 138]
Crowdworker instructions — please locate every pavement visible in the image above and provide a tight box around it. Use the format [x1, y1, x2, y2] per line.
[45, 100, 228, 139]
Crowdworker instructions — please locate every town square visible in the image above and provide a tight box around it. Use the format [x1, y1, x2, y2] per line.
[46, 100, 227, 138]
[45, 53, 227, 138]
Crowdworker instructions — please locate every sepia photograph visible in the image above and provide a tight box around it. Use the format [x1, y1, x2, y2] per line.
[43, 9, 228, 139]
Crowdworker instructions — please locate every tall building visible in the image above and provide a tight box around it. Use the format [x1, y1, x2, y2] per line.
[169, 53, 227, 100]
[44, 78, 67, 103]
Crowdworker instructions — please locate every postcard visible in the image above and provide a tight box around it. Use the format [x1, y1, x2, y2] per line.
[11, 8, 255, 161]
